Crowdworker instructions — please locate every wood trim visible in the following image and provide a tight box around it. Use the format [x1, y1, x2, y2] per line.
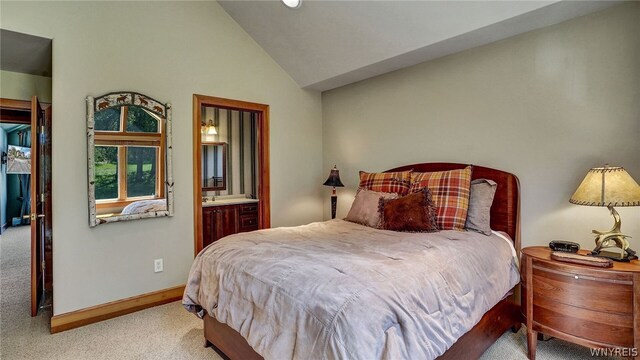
[193, 94, 270, 256]
[259, 108, 271, 230]
[96, 196, 161, 209]
[118, 147, 127, 200]
[193, 96, 203, 257]
[30, 96, 39, 317]
[0, 98, 51, 110]
[50, 285, 185, 333]
[0, 98, 32, 111]
[95, 133, 162, 142]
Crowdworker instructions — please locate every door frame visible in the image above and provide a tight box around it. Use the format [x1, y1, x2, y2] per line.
[0, 97, 53, 317]
[192, 94, 270, 256]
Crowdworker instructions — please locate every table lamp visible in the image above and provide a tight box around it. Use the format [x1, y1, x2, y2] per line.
[570, 165, 640, 261]
[323, 165, 344, 219]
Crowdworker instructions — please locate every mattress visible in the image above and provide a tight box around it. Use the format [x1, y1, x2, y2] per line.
[183, 219, 520, 360]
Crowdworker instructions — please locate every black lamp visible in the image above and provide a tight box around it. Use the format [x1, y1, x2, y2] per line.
[323, 165, 345, 219]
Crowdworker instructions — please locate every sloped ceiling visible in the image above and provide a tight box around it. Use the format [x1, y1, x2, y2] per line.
[219, 1, 619, 91]
[0, 29, 52, 77]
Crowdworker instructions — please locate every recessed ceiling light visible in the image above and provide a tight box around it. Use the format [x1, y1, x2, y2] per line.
[282, 0, 301, 9]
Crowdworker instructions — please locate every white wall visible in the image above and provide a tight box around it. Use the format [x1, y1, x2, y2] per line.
[1, 1, 324, 315]
[0, 70, 52, 103]
[322, 3, 640, 251]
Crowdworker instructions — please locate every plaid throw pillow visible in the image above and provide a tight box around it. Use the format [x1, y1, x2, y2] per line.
[409, 166, 472, 230]
[359, 171, 412, 196]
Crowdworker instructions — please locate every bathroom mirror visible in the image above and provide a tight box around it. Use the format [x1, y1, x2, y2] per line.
[87, 91, 174, 227]
[202, 142, 226, 191]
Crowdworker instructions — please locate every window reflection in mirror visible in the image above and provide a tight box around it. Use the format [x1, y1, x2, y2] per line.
[87, 92, 173, 227]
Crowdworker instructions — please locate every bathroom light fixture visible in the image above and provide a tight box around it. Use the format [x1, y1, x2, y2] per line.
[201, 119, 218, 135]
[207, 123, 217, 135]
[282, 0, 301, 9]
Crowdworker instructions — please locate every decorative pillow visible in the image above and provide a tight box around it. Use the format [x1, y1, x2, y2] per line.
[465, 179, 497, 236]
[378, 188, 438, 232]
[359, 170, 412, 196]
[345, 189, 399, 228]
[409, 166, 472, 230]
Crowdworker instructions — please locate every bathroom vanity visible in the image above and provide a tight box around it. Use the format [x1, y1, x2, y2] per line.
[201, 196, 259, 247]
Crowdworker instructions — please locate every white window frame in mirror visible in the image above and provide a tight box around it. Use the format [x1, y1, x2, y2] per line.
[87, 91, 174, 227]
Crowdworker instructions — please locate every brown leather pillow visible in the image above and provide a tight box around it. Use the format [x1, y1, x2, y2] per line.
[378, 188, 439, 232]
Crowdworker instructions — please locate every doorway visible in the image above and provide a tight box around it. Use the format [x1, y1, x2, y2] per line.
[192, 94, 270, 255]
[0, 98, 52, 316]
[0, 29, 53, 318]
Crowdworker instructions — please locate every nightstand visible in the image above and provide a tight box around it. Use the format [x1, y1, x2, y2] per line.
[521, 246, 640, 360]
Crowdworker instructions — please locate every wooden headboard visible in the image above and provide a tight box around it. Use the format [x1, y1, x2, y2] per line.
[385, 163, 521, 253]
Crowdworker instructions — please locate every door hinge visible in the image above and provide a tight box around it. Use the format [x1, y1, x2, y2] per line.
[41, 193, 45, 203]
[41, 260, 46, 272]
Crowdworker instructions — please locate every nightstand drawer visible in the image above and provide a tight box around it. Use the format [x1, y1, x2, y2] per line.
[530, 297, 634, 347]
[531, 262, 634, 315]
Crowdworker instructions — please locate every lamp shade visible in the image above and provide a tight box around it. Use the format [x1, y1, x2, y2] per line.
[570, 166, 640, 207]
[206, 124, 218, 135]
[323, 165, 344, 187]
[201, 119, 217, 135]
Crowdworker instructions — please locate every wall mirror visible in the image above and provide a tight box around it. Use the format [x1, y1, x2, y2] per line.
[202, 142, 226, 191]
[86, 92, 174, 227]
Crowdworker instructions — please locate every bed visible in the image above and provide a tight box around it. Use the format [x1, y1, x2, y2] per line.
[183, 163, 522, 360]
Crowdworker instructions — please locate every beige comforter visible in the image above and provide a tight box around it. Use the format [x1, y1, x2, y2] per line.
[183, 219, 519, 360]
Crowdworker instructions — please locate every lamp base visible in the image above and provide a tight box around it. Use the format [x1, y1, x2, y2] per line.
[591, 205, 635, 261]
[330, 195, 337, 219]
[590, 250, 638, 262]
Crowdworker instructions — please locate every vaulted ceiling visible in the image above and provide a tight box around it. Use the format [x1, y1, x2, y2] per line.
[219, 1, 619, 91]
[0, 29, 52, 77]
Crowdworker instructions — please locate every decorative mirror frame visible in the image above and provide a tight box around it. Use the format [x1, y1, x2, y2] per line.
[87, 91, 174, 227]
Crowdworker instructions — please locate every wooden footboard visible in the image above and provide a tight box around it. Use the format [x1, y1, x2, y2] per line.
[436, 291, 521, 360]
[204, 288, 521, 360]
[204, 314, 264, 360]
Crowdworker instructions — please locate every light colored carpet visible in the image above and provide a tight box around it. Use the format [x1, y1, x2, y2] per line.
[1, 226, 616, 359]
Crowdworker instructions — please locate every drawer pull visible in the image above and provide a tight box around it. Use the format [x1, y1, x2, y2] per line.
[574, 275, 579, 279]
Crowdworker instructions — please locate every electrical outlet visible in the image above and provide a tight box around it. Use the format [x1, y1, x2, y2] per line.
[154, 258, 163, 273]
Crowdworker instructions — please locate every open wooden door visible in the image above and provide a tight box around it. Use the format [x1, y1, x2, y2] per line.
[30, 96, 46, 316]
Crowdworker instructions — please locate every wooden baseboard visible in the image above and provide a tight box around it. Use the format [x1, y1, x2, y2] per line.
[50, 284, 185, 333]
